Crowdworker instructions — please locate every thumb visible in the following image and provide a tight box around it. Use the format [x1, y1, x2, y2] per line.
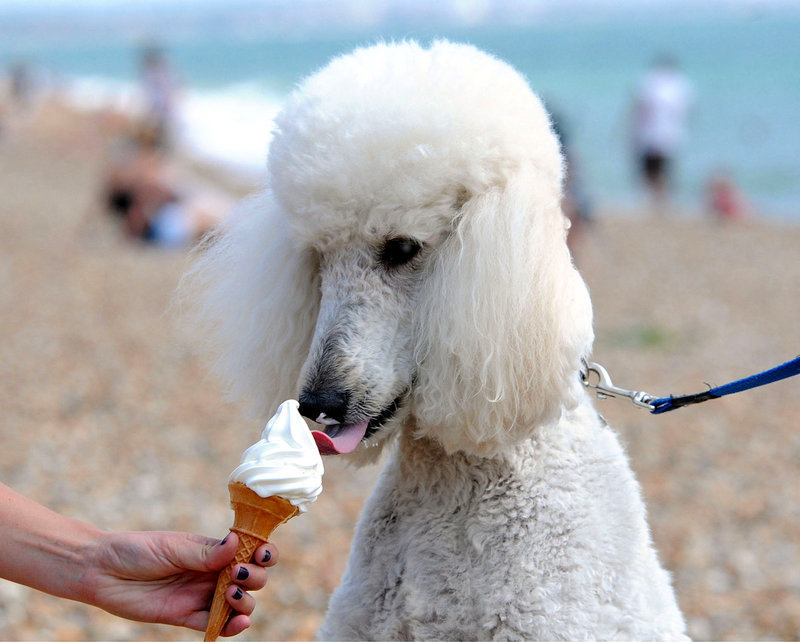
[170, 531, 240, 573]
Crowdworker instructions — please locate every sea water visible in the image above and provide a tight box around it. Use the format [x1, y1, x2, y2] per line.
[1, 2, 798, 219]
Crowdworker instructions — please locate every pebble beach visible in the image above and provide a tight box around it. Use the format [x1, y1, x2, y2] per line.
[1, 102, 799, 640]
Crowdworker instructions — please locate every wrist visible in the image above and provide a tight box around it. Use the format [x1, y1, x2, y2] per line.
[67, 527, 109, 607]
[27, 517, 106, 605]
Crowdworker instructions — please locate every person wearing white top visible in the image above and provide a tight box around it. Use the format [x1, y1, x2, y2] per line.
[631, 56, 693, 212]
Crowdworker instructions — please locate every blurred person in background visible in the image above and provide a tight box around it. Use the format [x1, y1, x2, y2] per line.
[103, 123, 232, 248]
[549, 105, 593, 257]
[630, 55, 693, 214]
[10, 61, 35, 111]
[0, 60, 40, 136]
[1, 481, 277, 636]
[706, 170, 750, 222]
[139, 44, 180, 150]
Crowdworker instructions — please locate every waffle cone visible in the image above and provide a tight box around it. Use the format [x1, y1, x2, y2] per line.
[204, 482, 300, 641]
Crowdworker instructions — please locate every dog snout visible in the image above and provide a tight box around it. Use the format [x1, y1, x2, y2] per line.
[298, 389, 350, 424]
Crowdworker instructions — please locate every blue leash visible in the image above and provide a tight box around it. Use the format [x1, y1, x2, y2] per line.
[580, 356, 800, 414]
[649, 356, 800, 414]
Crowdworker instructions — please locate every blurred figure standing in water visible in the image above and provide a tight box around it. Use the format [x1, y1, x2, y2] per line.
[630, 56, 693, 214]
[139, 44, 179, 150]
[10, 61, 35, 111]
[548, 105, 593, 258]
[1, 60, 40, 135]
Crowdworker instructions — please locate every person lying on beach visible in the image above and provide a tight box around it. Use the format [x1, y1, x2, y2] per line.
[103, 125, 232, 248]
[0, 481, 276, 636]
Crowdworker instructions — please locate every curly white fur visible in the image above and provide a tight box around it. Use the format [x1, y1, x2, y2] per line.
[188, 40, 688, 640]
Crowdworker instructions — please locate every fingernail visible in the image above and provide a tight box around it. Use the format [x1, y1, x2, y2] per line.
[262, 549, 272, 563]
[232, 587, 243, 600]
[219, 534, 229, 546]
[236, 566, 249, 581]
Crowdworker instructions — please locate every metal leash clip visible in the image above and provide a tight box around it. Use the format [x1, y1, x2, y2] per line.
[580, 360, 656, 410]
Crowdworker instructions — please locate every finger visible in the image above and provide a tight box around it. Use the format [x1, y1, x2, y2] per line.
[162, 531, 240, 574]
[183, 579, 252, 635]
[221, 613, 251, 637]
[253, 542, 278, 567]
[196, 531, 240, 572]
[231, 563, 268, 590]
[183, 611, 210, 632]
[226, 584, 256, 616]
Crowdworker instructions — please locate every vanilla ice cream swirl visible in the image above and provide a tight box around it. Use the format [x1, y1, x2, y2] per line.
[229, 400, 324, 512]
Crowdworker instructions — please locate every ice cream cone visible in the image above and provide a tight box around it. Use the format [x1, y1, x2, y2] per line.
[204, 481, 300, 642]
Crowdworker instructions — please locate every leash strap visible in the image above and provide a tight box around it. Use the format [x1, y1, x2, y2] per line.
[649, 355, 800, 414]
[581, 356, 800, 414]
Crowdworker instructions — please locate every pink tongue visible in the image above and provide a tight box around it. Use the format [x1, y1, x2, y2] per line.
[312, 420, 369, 455]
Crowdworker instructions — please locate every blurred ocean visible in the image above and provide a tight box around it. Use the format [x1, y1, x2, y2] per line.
[1, 1, 799, 219]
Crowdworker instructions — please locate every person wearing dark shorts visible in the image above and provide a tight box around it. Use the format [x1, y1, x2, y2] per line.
[642, 151, 667, 184]
[631, 57, 692, 213]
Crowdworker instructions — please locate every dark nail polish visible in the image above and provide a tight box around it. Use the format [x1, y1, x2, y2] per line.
[232, 587, 243, 600]
[219, 534, 229, 546]
[262, 549, 272, 563]
[236, 566, 249, 581]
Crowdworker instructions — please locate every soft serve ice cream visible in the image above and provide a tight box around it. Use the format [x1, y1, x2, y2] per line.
[204, 400, 324, 642]
[229, 399, 324, 511]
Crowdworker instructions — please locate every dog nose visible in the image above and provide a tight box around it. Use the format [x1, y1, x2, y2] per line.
[298, 389, 350, 424]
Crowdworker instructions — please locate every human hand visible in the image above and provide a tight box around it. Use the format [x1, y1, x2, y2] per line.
[81, 531, 277, 636]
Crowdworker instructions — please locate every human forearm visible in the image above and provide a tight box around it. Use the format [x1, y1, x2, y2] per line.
[1, 481, 275, 633]
[0, 482, 101, 604]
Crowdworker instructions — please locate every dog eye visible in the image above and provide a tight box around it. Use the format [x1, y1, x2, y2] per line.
[379, 237, 423, 268]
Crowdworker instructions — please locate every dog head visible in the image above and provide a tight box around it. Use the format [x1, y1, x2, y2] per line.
[191, 41, 593, 461]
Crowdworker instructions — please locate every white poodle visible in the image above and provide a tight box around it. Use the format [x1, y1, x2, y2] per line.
[191, 41, 688, 640]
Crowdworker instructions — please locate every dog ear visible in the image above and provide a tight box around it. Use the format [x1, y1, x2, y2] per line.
[184, 191, 320, 421]
[412, 164, 593, 456]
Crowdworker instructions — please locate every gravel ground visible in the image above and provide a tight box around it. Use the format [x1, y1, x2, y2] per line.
[1, 103, 798, 640]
